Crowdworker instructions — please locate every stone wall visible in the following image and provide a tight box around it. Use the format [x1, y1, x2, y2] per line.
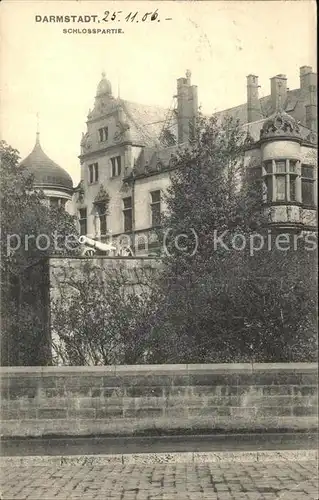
[21, 256, 160, 365]
[0, 363, 317, 437]
[49, 255, 160, 288]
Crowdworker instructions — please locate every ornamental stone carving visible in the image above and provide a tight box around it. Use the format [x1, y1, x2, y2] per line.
[114, 120, 131, 143]
[260, 111, 302, 142]
[94, 184, 110, 205]
[306, 131, 317, 144]
[77, 180, 85, 203]
[80, 132, 92, 152]
[244, 131, 255, 146]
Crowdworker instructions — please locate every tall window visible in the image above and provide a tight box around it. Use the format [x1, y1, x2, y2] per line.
[111, 156, 122, 177]
[88, 164, 93, 184]
[150, 190, 161, 227]
[95, 202, 107, 237]
[123, 197, 132, 232]
[265, 176, 273, 203]
[98, 127, 108, 142]
[50, 197, 60, 209]
[263, 159, 299, 203]
[88, 163, 98, 184]
[79, 208, 87, 236]
[49, 198, 67, 209]
[301, 165, 315, 206]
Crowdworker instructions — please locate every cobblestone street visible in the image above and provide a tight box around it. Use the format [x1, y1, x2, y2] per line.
[0, 461, 318, 500]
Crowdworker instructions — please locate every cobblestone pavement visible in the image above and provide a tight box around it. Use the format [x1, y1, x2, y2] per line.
[0, 461, 318, 500]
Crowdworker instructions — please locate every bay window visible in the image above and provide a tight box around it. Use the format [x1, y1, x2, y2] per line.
[263, 159, 299, 203]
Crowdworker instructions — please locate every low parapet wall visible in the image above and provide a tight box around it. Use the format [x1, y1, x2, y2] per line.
[0, 363, 317, 437]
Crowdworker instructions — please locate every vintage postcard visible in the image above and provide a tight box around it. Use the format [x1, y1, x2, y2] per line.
[0, 0, 317, 498]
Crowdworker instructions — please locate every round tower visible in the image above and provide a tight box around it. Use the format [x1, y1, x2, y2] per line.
[259, 110, 303, 230]
[20, 132, 73, 210]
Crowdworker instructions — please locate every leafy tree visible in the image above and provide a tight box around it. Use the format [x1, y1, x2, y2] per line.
[147, 115, 317, 363]
[0, 140, 79, 365]
[51, 261, 159, 365]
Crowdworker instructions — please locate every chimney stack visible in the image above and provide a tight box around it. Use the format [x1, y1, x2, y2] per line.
[246, 74, 263, 123]
[300, 66, 317, 89]
[270, 74, 287, 112]
[299, 66, 317, 131]
[306, 85, 317, 132]
[176, 70, 198, 144]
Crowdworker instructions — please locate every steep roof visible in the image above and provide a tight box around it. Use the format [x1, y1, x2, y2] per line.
[20, 135, 73, 191]
[213, 87, 309, 127]
[119, 86, 311, 149]
[133, 144, 187, 178]
[131, 86, 316, 178]
[120, 99, 178, 147]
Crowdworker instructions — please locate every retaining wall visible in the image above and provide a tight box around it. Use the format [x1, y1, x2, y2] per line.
[0, 363, 317, 437]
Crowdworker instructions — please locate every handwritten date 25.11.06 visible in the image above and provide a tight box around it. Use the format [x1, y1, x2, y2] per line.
[102, 10, 172, 23]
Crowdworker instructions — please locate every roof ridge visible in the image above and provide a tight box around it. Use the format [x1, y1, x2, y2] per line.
[121, 98, 170, 113]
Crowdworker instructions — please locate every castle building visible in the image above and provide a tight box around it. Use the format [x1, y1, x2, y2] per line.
[19, 66, 317, 248]
[217, 67, 317, 233]
[20, 131, 74, 213]
[75, 66, 317, 255]
[14, 67, 317, 366]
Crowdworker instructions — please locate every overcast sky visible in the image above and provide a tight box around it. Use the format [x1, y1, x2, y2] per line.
[0, 0, 316, 184]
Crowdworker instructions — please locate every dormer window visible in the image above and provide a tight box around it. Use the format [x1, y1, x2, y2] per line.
[88, 163, 99, 184]
[98, 127, 108, 142]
